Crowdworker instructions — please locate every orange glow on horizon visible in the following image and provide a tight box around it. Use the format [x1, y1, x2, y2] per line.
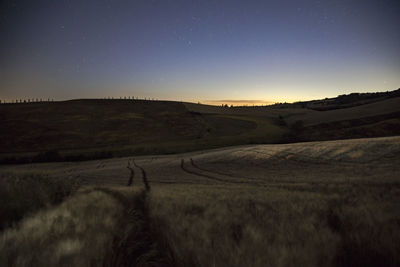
[199, 100, 275, 107]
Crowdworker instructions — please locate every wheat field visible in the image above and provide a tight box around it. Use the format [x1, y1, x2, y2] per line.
[1, 136, 399, 266]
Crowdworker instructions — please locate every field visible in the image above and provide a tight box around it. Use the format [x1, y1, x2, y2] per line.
[1, 136, 399, 266]
[1, 93, 400, 266]
[0, 99, 287, 163]
[1, 94, 400, 163]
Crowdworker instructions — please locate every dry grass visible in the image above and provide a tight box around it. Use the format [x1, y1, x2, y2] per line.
[0, 186, 174, 267]
[1, 183, 399, 267]
[148, 184, 400, 267]
[0, 173, 80, 230]
[1, 137, 399, 266]
[0, 188, 124, 266]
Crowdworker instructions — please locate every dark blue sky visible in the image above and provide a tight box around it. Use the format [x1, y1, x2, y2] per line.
[1, 0, 399, 104]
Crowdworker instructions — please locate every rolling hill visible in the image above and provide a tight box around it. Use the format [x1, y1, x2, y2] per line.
[1, 89, 399, 163]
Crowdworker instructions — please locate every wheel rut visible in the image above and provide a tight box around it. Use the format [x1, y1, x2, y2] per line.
[126, 159, 151, 191]
[94, 187, 174, 266]
[180, 158, 252, 185]
[89, 159, 172, 266]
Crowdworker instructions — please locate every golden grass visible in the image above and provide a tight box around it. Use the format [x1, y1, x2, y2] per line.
[1, 137, 399, 266]
[0, 186, 175, 267]
[0, 173, 80, 230]
[1, 182, 399, 266]
[0, 188, 125, 266]
[148, 184, 400, 267]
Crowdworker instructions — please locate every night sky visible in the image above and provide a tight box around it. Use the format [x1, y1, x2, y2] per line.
[1, 0, 399, 104]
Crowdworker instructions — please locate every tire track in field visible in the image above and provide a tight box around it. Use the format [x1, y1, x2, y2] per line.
[189, 158, 262, 181]
[180, 158, 254, 185]
[190, 158, 237, 177]
[185, 158, 339, 189]
[93, 187, 174, 266]
[126, 159, 135, 186]
[133, 159, 151, 191]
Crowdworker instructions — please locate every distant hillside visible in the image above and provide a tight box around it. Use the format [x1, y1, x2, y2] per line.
[273, 88, 400, 111]
[0, 100, 204, 153]
[0, 99, 285, 163]
[185, 90, 400, 143]
[285, 97, 400, 126]
[282, 93, 400, 142]
[1, 89, 399, 163]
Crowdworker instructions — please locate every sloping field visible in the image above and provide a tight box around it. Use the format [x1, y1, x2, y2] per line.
[286, 97, 400, 126]
[0, 99, 287, 163]
[185, 101, 310, 119]
[186, 96, 400, 126]
[4, 136, 398, 186]
[2, 97, 399, 163]
[0, 99, 205, 153]
[186, 97, 400, 143]
[1, 137, 399, 266]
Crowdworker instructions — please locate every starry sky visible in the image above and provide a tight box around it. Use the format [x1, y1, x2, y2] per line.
[1, 0, 399, 104]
